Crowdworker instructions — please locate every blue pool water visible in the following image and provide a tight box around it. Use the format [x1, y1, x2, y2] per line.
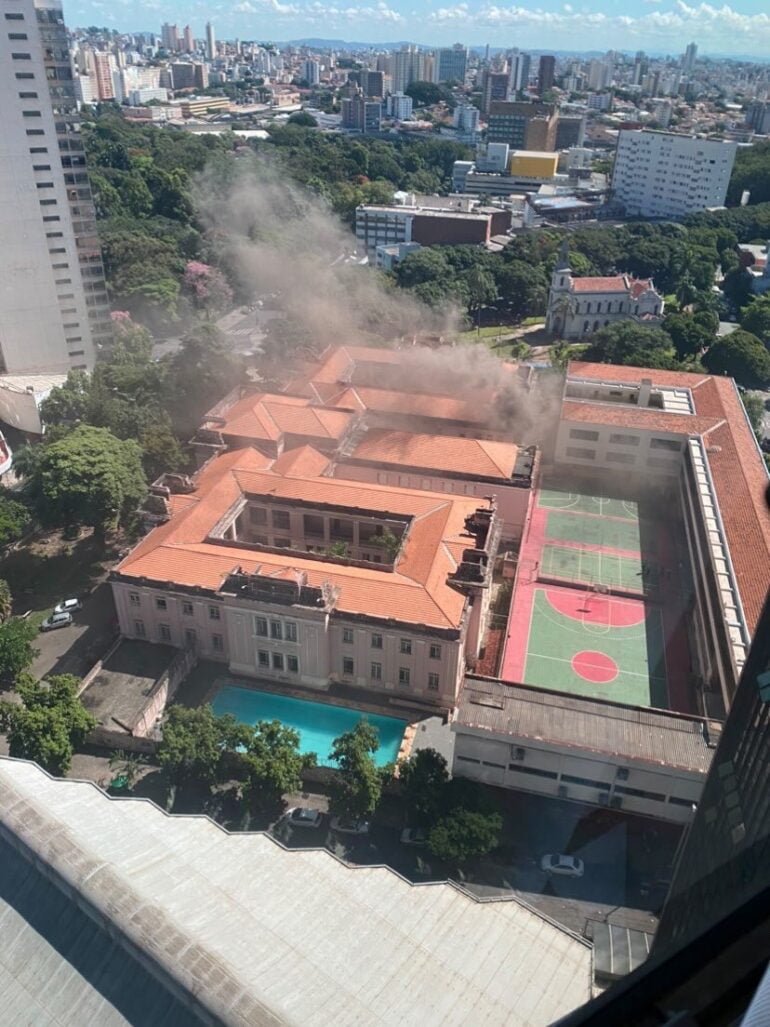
[211, 685, 406, 767]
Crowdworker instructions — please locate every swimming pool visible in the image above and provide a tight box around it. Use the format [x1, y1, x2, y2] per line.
[210, 685, 406, 767]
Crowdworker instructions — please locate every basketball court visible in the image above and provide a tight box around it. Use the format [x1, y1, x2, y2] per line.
[502, 480, 689, 711]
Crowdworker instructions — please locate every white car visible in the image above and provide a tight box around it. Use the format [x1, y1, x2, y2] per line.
[54, 598, 81, 615]
[330, 816, 370, 836]
[400, 827, 428, 846]
[540, 853, 585, 878]
[40, 611, 73, 632]
[286, 807, 324, 829]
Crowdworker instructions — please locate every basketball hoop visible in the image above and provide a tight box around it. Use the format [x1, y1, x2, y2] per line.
[591, 582, 610, 595]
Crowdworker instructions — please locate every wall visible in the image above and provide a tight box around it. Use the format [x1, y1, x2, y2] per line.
[411, 214, 490, 246]
[554, 420, 684, 477]
[452, 725, 704, 824]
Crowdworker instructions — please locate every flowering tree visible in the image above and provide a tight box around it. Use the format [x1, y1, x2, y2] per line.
[183, 260, 233, 319]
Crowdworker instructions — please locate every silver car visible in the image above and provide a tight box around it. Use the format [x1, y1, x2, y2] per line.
[540, 853, 585, 877]
[40, 611, 73, 632]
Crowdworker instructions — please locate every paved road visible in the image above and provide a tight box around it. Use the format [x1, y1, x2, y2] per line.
[31, 581, 118, 681]
[152, 307, 283, 360]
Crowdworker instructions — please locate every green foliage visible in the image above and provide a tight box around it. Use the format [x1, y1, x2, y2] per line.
[398, 747, 449, 827]
[0, 495, 29, 546]
[662, 312, 716, 359]
[240, 719, 315, 810]
[495, 261, 549, 322]
[742, 392, 766, 440]
[328, 719, 384, 820]
[427, 808, 502, 863]
[703, 329, 770, 388]
[740, 295, 770, 344]
[326, 540, 351, 558]
[164, 324, 244, 438]
[727, 140, 770, 206]
[158, 704, 249, 788]
[287, 111, 318, 127]
[30, 425, 146, 538]
[0, 617, 37, 683]
[0, 674, 95, 774]
[0, 579, 12, 623]
[108, 748, 147, 790]
[584, 322, 678, 369]
[405, 80, 456, 108]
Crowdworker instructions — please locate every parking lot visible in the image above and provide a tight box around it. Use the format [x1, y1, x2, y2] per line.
[30, 581, 118, 681]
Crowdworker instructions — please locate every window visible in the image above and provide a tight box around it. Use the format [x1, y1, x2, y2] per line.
[284, 621, 297, 643]
[342, 627, 354, 644]
[209, 605, 220, 620]
[615, 784, 666, 802]
[400, 638, 412, 655]
[650, 437, 681, 452]
[398, 667, 411, 687]
[257, 650, 270, 668]
[371, 633, 383, 649]
[507, 763, 558, 779]
[669, 795, 697, 808]
[134, 619, 146, 638]
[287, 654, 299, 673]
[182, 601, 194, 616]
[428, 673, 440, 692]
[129, 592, 140, 606]
[272, 509, 290, 529]
[16, 72, 35, 79]
[155, 597, 167, 611]
[274, 537, 291, 548]
[249, 506, 266, 524]
[184, 628, 196, 647]
[569, 428, 600, 441]
[21, 92, 39, 99]
[371, 662, 382, 680]
[26, 129, 44, 136]
[342, 656, 354, 676]
[429, 643, 441, 660]
[272, 652, 284, 671]
[159, 623, 171, 642]
[11, 51, 31, 59]
[255, 616, 268, 637]
[606, 452, 635, 465]
[5, 13, 25, 19]
[270, 620, 283, 640]
[609, 433, 639, 446]
[22, 109, 41, 116]
[562, 773, 610, 790]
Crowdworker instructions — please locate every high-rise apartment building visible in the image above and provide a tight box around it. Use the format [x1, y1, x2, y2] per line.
[611, 129, 738, 219]
[161, 22, 178, 52]
[205, 21, 215, 60]
[508, 50, 530, 94]
[387, 91, 412, 121]
[747, 101, 770, 136]
[302, 58, 320, 85]
[91, 50, 116, 100]
[682, 41, 697, 73]
[0, 0, 111, 373]
[182, 25, 193, 53]
[537, 55, 555, 94]
[392, 45, 426, 94]
[435, 44, 467, 84]
[487, 101, 558, 150]
[362, 69, 384, 99]
[341, 94, 381, 133]
[482, 71, 509, 113]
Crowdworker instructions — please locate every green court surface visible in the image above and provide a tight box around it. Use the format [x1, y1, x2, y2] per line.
[540, 544, 656, 592]
[546, 510, 642, 553]
[539, 489, 639, 521]
[524, 588, 668, 706]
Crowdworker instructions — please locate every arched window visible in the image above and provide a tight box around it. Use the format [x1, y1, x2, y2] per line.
[593, 320, 600, 331]
[583, 320, 589, 332]
[586, 302, 591, 313]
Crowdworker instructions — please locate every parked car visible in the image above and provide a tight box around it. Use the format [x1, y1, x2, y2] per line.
[330, 816, 370, 836]
[286, 807, 323, 829]
[400, 827, 428, 846]
[40, 611, 73, 632]
[540, 853, 585, 878]
[54, 598, 81, 615]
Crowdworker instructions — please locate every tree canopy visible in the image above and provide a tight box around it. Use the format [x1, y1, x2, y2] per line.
[0, 617, 38, 684]
[240, 719, 315, 811]
[0, 674, 95, 775]
[158, 704, 248, 788]
[398, 747, 450, 827]
[328, 719, 385, 820]
[703, 329, 770, 388]
[427, 808, 502, 864]
[584, 322, 678, 369]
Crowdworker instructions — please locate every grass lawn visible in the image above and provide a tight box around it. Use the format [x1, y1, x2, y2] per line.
[458, 323, 521, 341]
[522, 316, 546, 326]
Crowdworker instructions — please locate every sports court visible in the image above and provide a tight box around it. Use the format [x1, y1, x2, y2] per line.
[502, 480, 690, 711]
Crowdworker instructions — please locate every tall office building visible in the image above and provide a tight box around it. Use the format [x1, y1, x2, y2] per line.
[435, 44, 467, 84]
[0, 0, 111, 373]
[508, 49, 530, 95]
[682, 41, 697, 73]
[302, 59, 320, 86]
[482, 71, 509, 114]
[362, 69, 384, 99]
[656, 588, 770, 953]
[611, 129, 738, 219]
[182, 25, 194, 53]
[487, 101, 558, 150]
[537, 55, 555, 94]
[161, 22, 178, 52]
[205, 21, 216, 60]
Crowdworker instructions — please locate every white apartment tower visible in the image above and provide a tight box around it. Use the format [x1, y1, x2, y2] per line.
[205, 21, 216, 61]
[0, 0, 111, 373]
[611, 130, 738, 220]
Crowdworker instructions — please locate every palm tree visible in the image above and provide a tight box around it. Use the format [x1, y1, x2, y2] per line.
[108, 749, 147, 791]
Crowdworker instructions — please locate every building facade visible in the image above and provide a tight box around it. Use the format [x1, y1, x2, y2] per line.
[611, 130, 738, 219]
[537, 55, 555, 94]
[0, 0, 111, 373]
[341, 94, 381, 133]
[354, 200, 510, 259]
[435, 44, 467, 84]
[487, 101, 558, 150]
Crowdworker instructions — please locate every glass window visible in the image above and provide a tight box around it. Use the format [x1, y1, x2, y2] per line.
[343, 627, 354, 644]
[129, 592, 140, 606]
[284, 621, 297, 642]
[257, 650, 270, 668]
[287, 654, 299, 673]
[134, 619, 145, 638]
[155, 597, 167, 611]
[255, 617, 268, 637]
[159, 623, 171, 641]
[429, 644, 441, 660]
[182, 601, 193, 616]
[343, 656, 354, 676]
[209, 605, 220, 620]
[249, 506, 267, 524]
[272, 652, 284, 670]
[400, 638, 412, 655]
[212, 633, 224, 653]
[569, 428, 600, 441]
[565, 447, 596, 460]
[428, 673, 439, 691]
[270, 620, 283, 640]
[371, 633, 383, 649]
[399, 667, 411, 686]
[650, 437, 681, 452]
[371, 662, 382, 680]
[272, 509, 290, 529]
[184, 628, 196, 646]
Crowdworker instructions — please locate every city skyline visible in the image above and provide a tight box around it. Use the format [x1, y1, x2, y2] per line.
[64, 1, 770, 58]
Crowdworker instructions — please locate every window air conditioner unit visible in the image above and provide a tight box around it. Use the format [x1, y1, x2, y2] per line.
[610, 795, 623, 809]
[558, 784, 568, 798]
[616, 767, 629, 781]
[511, 746, 526, 761]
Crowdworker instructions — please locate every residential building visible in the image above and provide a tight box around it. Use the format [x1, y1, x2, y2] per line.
[341, 94, 381, 133]
[487, 101, 558, 150]
[205, 20, 215, 60]
[354, 199, 511, 258]
[387, 91, 412, 121]
[169, 61, 195, 91]
[302, 59, 320, 86]
[435, 43, 467, 84]
[182, 24, 193, 52]
[362, 69, 384, 98]
[537, 55, 555, 95]
[746, 100, 770, 135]
[682, 41, 698, 73]
[0, 0, 111, 373]
[452, 103, 480, 141]
[586, 92, 612, 111]
[161, 22, 178, 51]
[556, 115, 585, 149]
[611, 130, 738, 219]
[391, 45, 426, 93]
[482, 71, 509, 114]
[508, 49, 530, 94]
[129, 86, 168, 105]
[91, 50, 116, 100]
[546, 243, 664, 340]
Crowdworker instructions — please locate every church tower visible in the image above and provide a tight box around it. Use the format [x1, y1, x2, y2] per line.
[546, 238, 573, 337]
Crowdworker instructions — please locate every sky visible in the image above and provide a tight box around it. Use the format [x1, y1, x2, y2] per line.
[66, 0, 770, 57]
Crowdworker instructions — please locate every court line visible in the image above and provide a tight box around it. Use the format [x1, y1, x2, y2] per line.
[525, 649, 665, 684]
[532, 589, 650, 641]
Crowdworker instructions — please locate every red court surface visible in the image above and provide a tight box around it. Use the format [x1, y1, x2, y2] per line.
[571, 651, 619, 683]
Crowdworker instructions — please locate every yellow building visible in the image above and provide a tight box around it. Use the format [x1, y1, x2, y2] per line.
[509, 150, 559, 179]
[179, 96, 231, 118]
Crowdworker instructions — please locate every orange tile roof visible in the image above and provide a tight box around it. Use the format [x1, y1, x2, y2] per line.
[571, 276, 630, 294]
[118, 447, 486, 630]
[347, 430, 518, 479]
[565, 362, 770, 634]
[333, 386, 487, 424]
[207, 392, 353, 443]
[271, 445, 332, 478]
[309, 344, 402, 385]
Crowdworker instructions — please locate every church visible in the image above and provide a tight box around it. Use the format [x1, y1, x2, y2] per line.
[545, 241, 665, 341]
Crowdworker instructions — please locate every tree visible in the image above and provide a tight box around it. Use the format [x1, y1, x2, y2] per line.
[158, 705, 248, 790]
[165, 324, 244, 438]
[182, 260, 234, 319]
[241, 719, 315, 811]
[464, 266, 497, 333]
[427, 808, 502, 864]
[0, 579, 12, 623]
[30, 425, 146, 540]
[0, 674, 95, 775]
[139, 421, 186, 481]
[108, 748, 147, 790]
[398, 747, 449, 827]
[328, 719, 384, 820]
[494, 262, 548, 322]
[740, 295, 770, 344]
[0, 494, 29, 546]
[287, 111, 318, 127]
[742, 392, 765, 441]
[721, 268, 755, 312]
[662, 313, 715, 360]
[703, 330, 770, 388]
[584, 322, 677, 369]
[0, 617, 38, 684]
